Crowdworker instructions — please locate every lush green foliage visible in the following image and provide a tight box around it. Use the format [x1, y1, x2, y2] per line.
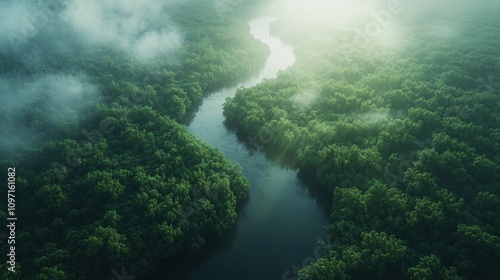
[224, 11, 500, 280]
[0, 2, 267, 279]
[2, 106, 250, 279]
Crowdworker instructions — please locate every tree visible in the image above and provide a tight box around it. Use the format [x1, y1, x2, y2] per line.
[407, 255, 461, 280]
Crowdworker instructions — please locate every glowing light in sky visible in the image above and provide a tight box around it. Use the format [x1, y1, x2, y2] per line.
[263, 0, 417, 47]
[267, 0, 372, 27]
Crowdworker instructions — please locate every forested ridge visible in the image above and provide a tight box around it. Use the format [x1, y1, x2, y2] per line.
[0, 1, 268, 279]
[224, 7, 500, 280]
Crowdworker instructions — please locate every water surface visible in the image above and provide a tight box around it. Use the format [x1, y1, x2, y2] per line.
[148, 18, 330, 280]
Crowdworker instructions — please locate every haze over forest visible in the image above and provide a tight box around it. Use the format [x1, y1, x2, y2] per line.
[0, 0, 499, 279]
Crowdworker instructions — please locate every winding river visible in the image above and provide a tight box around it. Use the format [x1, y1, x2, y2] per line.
[147, 18, 330, 280]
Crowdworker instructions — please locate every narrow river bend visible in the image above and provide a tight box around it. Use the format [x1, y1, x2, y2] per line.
[148, 18, 330, 280]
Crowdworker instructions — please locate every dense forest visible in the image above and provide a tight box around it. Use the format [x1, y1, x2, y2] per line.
[224, 3, 500, 280]
[0, 1, 268, 279]
[1, 0, 499, 279]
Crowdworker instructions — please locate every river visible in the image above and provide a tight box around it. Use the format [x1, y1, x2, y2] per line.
[146, 17, 331, 280]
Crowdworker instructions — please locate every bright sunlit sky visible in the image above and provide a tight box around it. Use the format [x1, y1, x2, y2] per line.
[265, 0, 376, 27]
[259, 0, 496, 48]
[264, 0, 484, 25]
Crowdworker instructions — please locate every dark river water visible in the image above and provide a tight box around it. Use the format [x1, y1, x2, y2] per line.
[146, 17, 331, 280]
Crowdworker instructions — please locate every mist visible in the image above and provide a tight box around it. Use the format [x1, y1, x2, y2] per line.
[0, 0, 184, 60]
[291, 91, 317, 110]
[62, 0, 183, 59]
[0, 73, 100, 157]
[263, 0, 500, 45]
[0, 0, 187, 157]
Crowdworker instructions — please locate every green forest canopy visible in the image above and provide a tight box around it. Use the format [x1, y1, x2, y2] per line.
[0, 0, 499, 279]
[224, 6, 500, 280]
[0, 1, 268, 279]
